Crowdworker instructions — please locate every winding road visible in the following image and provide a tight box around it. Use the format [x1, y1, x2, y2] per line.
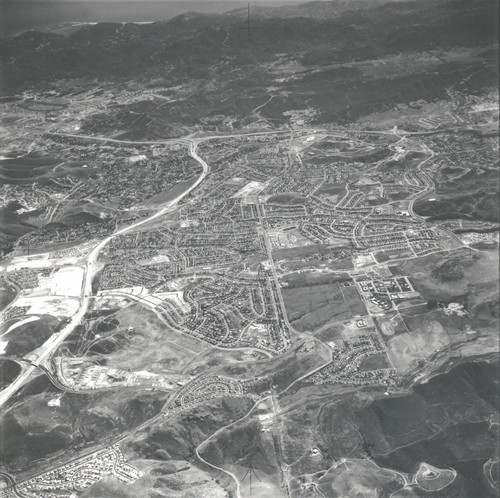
[0, 125, 442, 408]
[0, 140, 209, 409]
[0, 124, 475, 498]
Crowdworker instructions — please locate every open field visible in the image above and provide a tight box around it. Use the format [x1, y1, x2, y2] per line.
[383, 247, 499, 373]
[64, 304, 203, 375]
[282, 283, 351, 332]
[359, 352, 392, 371]
[51, 266, 84, 296]
[0, 0, 498, 495]
[386, 311, 452, 374]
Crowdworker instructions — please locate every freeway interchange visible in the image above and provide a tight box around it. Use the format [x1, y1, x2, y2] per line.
[0, 123, 494, 498]
[0, 124, 470, 407]
[0, 138, 209, 409]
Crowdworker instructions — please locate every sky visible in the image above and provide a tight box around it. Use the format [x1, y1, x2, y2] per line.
[1, 0, 301, 37]
[4, 0, 300, 3]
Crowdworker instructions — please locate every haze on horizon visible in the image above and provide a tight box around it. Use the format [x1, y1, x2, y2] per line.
[0, 0, 300, 38]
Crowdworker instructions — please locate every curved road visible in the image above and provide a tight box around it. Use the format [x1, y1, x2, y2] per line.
[0, 140, 209, 409]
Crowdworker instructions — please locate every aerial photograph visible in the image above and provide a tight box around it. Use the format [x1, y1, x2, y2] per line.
[0, 0, 498, 496]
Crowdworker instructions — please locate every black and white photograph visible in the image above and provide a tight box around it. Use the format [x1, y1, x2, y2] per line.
[0, 0, 498, 496]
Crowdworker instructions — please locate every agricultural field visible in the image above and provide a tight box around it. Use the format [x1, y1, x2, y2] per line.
[282, 283, 352, 332]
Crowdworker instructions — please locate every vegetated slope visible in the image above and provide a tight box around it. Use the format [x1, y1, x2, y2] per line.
[0, 374, 169, 473]
[360, 361, 499, 496]
[0, 359, 21, 390]
[0, 315, 60, 357]
[414, 166, 500, 222]
[0, 0, 497, 93]
[129, 397, 254, 462]
[197, 360, 498, 497]
[0, 276, 17, 312]
[399, 246, 499, 331]
[0, 204, 37, 254]
[1, 0, 496, 141]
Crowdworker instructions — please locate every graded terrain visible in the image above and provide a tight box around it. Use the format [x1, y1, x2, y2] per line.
[0, 1, 498, 497]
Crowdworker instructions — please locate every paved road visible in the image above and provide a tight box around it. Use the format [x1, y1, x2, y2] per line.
[0, 125, 467, 409]
[0, 129, 312, 407]
[0, 140, 209, 409]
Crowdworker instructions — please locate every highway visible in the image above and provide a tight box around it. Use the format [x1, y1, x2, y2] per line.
[0, 125, 461, 409]
[0, 109, 486, 497]
[0, 140, 209, 409]
[0, 129, 312, 407]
